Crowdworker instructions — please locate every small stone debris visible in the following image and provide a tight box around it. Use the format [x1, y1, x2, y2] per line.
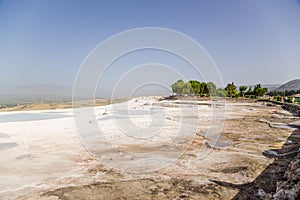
[256, 188, 266, 198]
[273, 189, 297, 200]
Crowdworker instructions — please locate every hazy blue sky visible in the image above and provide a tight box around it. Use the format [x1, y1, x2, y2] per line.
[0, 0, 299, 96]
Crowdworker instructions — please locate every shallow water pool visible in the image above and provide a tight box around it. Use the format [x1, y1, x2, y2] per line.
[0, 113, 71, 123]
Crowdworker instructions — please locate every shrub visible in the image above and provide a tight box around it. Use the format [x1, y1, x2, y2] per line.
[275, 96, 281, 101]
[287, 97, 292, 103]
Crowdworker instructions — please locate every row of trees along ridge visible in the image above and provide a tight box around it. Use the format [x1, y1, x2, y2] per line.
[171, 80, 268, 98]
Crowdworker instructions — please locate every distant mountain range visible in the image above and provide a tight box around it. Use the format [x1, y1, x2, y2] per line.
[275, 79, 300, 91]
[262, 84, 281, 91]
[240, 84, 280, 91]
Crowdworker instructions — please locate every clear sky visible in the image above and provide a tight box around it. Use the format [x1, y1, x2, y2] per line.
[0, 0, 299, 96]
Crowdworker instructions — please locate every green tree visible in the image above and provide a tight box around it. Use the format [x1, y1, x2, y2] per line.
[239, 86, 247, 98]
[171, 79, 185, 95]
[182, 82, 193, 95]
[216, 88, 226, 97]
[207, 82, 217, 97]
[225, 82, 238, 98]
[199, 82, 208, 96]
[253, 84, 268, 97]
[188, 80, 200, 95]
[245, 86, 253, 96]
[257, 87, 268, 97]
[253, 84, 261, 96]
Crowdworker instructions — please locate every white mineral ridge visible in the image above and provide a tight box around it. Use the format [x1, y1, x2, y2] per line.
[0, 96, 217, 199]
